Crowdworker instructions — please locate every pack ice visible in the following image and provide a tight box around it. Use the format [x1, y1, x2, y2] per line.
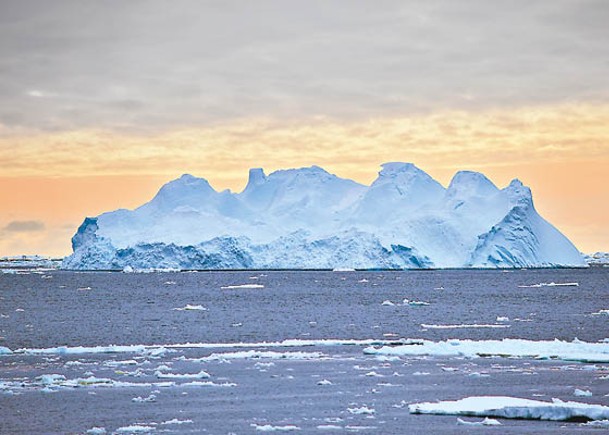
[62, 163, 585, 270]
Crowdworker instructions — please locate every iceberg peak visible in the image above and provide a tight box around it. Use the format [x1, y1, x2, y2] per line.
[504, 178, 533, 206]
[243, 168, 267, 193]
[447, 171, 499, 199]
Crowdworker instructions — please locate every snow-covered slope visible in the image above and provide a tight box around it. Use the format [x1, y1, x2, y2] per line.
[62, 163, 585, 270]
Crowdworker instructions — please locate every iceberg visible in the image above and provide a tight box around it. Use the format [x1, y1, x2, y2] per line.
[62, 163, 585, 270]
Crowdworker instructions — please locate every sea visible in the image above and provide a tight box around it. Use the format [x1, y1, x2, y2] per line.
[0, 268, 608, 434]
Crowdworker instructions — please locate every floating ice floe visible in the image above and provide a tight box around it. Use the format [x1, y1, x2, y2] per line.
[155, 370, 210, 379]
[403, 299, 430, 306]
[421, 323, 509, 329]
[591, 309, 609, 316]
[347, 406, 375, 415]
[581, 420, 609, 428]
[518, 282, 579, 288]
[0, 338, 418, 357]
[85, 428, 106, 434]
[457, 417, 501, 426]
[221, 284, 265, 289]
[132, 394, 156, 403]
[191, 350, 324, 362]
[409, 396, 609, 422]
[160, 419, 193, 425]
[317, 379, 333, 386]
[179, 381, 236, 387]
[574, 389, 592, 397]
[173, 304, 207, 311]
[251, 423, 301, 431]
[364, 338, 609, 363]
[115, 424, 156, 433]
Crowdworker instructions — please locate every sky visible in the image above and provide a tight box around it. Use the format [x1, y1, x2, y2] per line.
[0, 0, 608, 257]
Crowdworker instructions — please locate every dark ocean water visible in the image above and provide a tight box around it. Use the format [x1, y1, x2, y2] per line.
[1, 268, 608, 434]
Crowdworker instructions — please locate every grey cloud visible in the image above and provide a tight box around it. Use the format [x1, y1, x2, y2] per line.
[3, 220, 46, 233]
[0, 0, 608, 132]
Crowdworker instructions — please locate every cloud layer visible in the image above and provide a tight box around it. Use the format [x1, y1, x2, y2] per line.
[1, 0, 608, 132]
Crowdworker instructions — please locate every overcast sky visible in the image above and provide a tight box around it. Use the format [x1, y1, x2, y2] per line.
[1, 0, 608, 133]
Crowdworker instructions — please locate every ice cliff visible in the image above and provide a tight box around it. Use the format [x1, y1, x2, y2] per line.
[63, 163, 586, 270]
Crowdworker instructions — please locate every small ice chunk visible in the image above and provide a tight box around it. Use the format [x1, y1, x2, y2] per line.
[221, 284, 264, 289]
[160, 419, 193, 425]
[132, 394, 156, 403]
[173, 304, 207, 311]
[115, 425, 156, 433]
[317, 379, 333, 386]
[347, 406, 375, 415]
[574, 388, 592, 397]
[404, 299, 430, 306]
[86, 428, 107, 434]
[457, 417, 501, 426]
[251, 423, 301, 431]
[381, 300, 395, 306]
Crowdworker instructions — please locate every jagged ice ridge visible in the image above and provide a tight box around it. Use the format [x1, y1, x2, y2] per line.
[63, 163, 585, 270]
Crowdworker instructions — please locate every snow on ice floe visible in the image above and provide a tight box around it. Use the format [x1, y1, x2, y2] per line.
[421, 323, 510, 329]
[220, 284, 265, 289]
[172, 304, 207, 311]
[251, 424, 301, 431]
[364, 339, 609, 362]
[518, 282, 579, 288]
[409, 396, 609, 422]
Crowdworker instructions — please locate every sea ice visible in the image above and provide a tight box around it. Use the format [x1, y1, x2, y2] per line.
[251, 424, 301, 431]
[420, 323, 509, 329]
[192, 350, 324, 362]
[221, 284, 265, 289]
[518, 282, 579, 288]
[574, 389, 592, 397]
[347, 406, 375, 415]
[364, 338, 609, 362]
[456, 417, 502, 426]
[409, 396, 609, 421]
[173, 304, 207, 311]
[115, 425, 156, 433]
[154, 370, 210, 379]
[160, 419, 193, 425]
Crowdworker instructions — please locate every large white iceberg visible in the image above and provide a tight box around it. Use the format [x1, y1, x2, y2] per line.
[62, 163, 585, 270]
